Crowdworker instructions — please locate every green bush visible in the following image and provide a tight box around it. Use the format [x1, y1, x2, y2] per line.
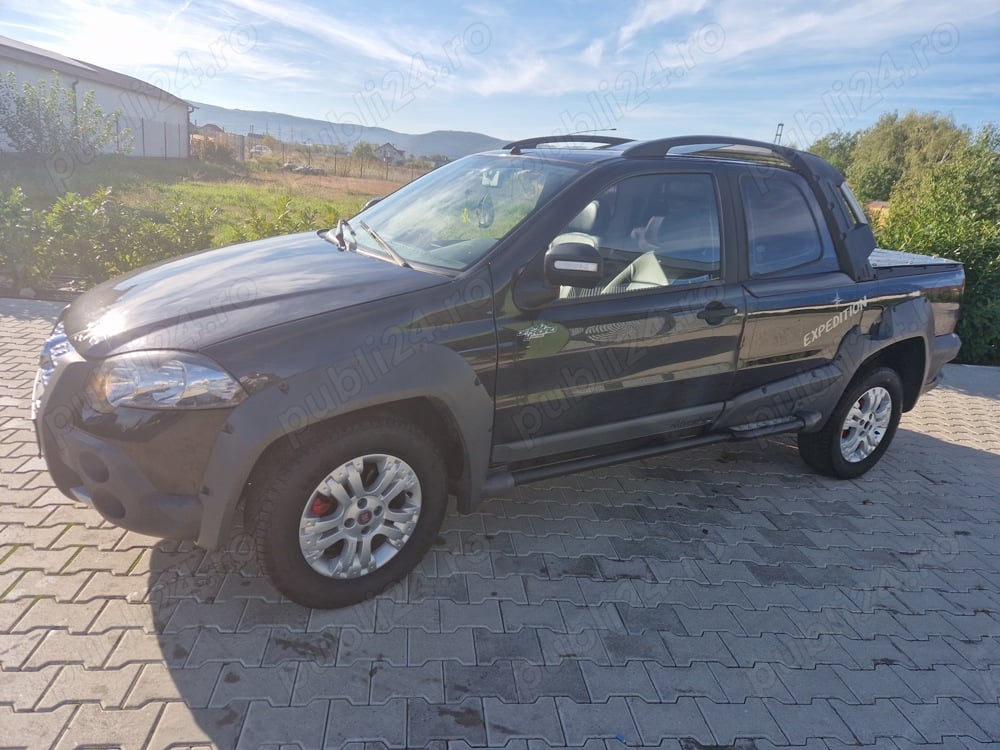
[0, 187, 47, 287]
[40, 188, 215, 286]
[228, 195, 321, 243]
[191, 137, 236, 165]
[877, 126, 1000, 365]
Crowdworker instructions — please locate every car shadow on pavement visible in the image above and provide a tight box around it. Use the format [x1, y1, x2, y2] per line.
[145, 426, 1000, 749]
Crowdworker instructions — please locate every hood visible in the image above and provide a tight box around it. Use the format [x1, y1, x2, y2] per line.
[62, 231, 447, 358]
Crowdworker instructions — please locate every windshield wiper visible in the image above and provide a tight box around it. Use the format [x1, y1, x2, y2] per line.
[359, 220, 411, 269]
[319, 219, 357, 252]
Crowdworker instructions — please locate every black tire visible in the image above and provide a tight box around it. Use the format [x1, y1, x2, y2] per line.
[797, 366, 903, 479]
[246, 417, 447, 609]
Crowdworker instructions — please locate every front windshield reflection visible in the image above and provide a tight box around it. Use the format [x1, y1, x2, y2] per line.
[353, 154, 582, 271]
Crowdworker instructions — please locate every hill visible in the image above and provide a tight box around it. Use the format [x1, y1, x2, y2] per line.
[189, 101, 506, 160]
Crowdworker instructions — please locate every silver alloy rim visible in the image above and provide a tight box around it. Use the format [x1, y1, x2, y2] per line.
[839, 386, 892, 463]
[298, 453, 422, 579]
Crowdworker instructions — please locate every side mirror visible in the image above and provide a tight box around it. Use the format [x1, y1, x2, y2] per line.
[544, 242, 603, 289]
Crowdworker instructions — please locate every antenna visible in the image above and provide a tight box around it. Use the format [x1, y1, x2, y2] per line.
[565, 128, 618, 136]
[773, 122, 784, 144]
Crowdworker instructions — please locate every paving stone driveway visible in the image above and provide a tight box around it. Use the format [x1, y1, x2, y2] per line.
[1, 297, 999, 750]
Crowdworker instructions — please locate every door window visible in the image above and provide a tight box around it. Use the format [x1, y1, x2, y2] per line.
[554, 173, 722, 298]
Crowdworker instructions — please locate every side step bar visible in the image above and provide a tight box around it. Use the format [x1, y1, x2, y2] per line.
[481, 413, 818, 497]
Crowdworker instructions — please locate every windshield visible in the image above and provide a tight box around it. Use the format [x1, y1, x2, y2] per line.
[351, 154, 583, 271]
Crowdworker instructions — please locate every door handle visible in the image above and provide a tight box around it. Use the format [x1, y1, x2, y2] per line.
[697, 301, 739, 325]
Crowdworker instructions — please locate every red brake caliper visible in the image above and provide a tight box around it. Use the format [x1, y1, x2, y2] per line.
[310, 493, 333, 516]
[844, 396, 863, 438]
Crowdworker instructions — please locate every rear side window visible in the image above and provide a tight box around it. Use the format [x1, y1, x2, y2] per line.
[839, 181, 869, 225]
[741, 175, 838, 277]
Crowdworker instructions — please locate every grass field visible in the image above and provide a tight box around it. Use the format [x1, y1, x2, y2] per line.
[0, 153, 409, 245]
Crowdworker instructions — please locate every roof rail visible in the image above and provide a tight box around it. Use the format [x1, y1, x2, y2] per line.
[623, 135, 850, 195]
[623, 135, 803, 167]
[504, 135, 633, 154]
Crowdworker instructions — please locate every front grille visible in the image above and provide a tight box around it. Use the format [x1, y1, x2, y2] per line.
[32, 321, 74, 419]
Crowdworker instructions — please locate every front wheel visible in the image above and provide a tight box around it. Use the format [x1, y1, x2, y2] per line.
[247, 418, 447, 609]
[798, 367, 903, 479]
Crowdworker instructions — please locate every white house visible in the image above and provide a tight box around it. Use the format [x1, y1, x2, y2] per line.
[374, 143, 405, 165]
[0, 35, 191, 158]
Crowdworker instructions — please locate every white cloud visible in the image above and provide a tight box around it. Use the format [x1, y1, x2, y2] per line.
[581, 39, 605, 67]
[618, 0, 708, 49]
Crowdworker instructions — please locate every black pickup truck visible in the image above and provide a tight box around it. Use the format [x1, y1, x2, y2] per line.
[33, 135, 964, 608]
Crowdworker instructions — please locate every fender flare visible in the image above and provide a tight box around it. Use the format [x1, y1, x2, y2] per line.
[194, 344, 494, 549]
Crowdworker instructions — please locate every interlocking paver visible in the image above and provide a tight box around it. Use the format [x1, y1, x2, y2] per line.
[772, 664, 858, 704]
[124, 662, 224, 708]
[763, 698, 855, 743]
[3, 299, 1000, 748]
[896, 696, 994, 742]
[23, 629, 123, 669]
[185, 629, 270, 668]
[209, 662, 297, 708]
[541, 627, 612, 665]
[236, 700, 327, 750]
[370, 661, 444, 703]
[36, 663, 142, 709]
[407, 696, 486, 746]
[408, 628, 476, 665]
[466, 573, 527, 603]
[0, 704, 74, 747]
[697, 696, 789, 744]
[0, 663, 59, 710]
[513, 660, 589, 703]
[290, 661, 371, 706]
[708, 662, 795, 703]
[579, 661, 658, 701]
[445, 661, 517, 703]
[52, 702, 163, 750]
[644, 662, 726, 703]
[13, 597, 104, 633]
[336, 629, 406, 666]
[556, 696, 637, 746]
[627, 696, 714, 745]
[147, 701, 245, 749]
[483, 696, 564, 745]
[237, 599, 310, 632]
[474, 628, 543, 665]
[829, 697, 925, 743]
[105, 629, 200, 668]
[439, 600, 503, 633]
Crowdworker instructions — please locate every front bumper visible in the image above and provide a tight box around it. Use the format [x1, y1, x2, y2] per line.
[33, 330, 231, 542]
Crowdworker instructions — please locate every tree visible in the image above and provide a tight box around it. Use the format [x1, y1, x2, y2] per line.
[351, 141, 375, 159]
[845, 111, 967, 203]
[351, 141, 375, 176]
[807, 130, 859, 174]
[0, 71, 133, 156]
[877, 125, 1000, 364]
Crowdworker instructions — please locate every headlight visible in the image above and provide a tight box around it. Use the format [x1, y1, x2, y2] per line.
[86, 351, 247, 411]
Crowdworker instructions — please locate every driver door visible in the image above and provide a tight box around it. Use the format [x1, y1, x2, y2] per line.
[491, 171, 746, 464]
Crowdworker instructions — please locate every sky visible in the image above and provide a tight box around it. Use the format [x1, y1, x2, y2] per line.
[2, 0, 998, 146]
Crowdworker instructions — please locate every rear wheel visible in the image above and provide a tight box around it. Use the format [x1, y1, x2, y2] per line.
[247, 418, 447, 608]
[798, 367, 903, 479]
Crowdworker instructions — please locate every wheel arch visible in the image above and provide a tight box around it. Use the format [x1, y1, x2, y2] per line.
[195, 344, 494, 550]
[243, 396, 468, 514]
[859, 337, 926, 412]
[827, 295, 934, 415]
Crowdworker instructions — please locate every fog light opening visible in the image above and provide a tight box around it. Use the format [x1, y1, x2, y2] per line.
[92, 490, 126, 521]
[79, 451, 110, 483]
